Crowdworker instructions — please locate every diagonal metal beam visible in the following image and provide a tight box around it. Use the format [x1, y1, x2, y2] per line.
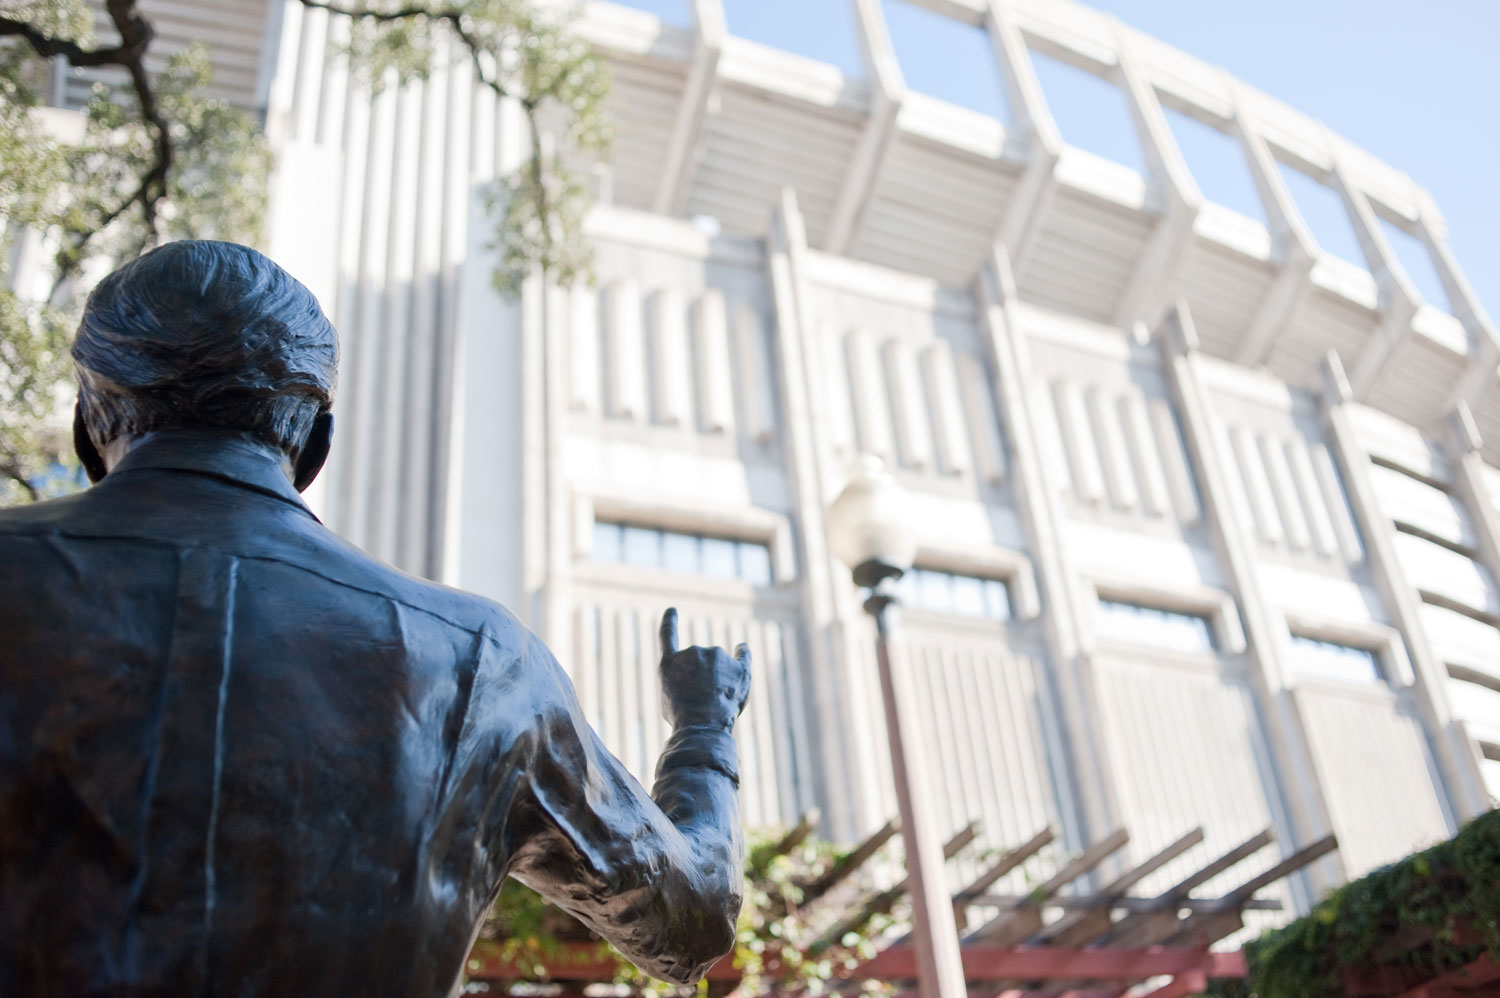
[1038, 827, 1205, 946]
[811, 822, 979, 953]
[1101, 827, 1274, 947]
[952, 826, 1055, 930]
[1162, 835, 1338, 949]
[967, 828, 1130, 946]
[954, 826, 1056, 901]
[796, 817, 900, 906]
[1206, 833, 1338, 911]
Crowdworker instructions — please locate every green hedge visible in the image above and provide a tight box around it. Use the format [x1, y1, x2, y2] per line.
[1209, 808, 1500, 998]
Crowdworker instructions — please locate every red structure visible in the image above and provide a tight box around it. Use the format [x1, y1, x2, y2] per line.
[468, 943, 1244, 996]
[465, 813, 1338, 997]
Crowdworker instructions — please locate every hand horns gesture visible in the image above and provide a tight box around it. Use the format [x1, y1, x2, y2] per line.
[657, 608, 751, 729]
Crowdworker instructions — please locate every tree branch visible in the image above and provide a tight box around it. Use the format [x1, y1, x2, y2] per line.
[0, 13, 145, 67]
[293, 0, 514, 100]
[0, 461, 40, 502]
[525, 108, 551, 259]
[106, 0, 171, 237]
[3, 1, 172, 268]
[294, 0, 445, 21]
[12, 0, 554, 284]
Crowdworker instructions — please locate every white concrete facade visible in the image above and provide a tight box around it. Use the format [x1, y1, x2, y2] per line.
[44, 0, 1500, 913]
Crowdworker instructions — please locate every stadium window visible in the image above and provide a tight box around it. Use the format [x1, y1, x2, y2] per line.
[1161, 106, 1267, 225]
[700, 536, 739, 580]
[590, 521, 775, 586]
[1289, 634, 1382, 685]
[881, 0, 1011, 121]
[723, 0, 865, 77]
[1376, 216, 1454, 313]
[1274, 162, 1368, 270]
[1095, 598, 1214, 653]
[621, 524, 662, 568]
[1026, 50, 1144, 174]
[591, 520, 624, 562]
[895, 567, 1012, 620]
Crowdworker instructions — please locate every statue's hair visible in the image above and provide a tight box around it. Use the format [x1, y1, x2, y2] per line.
[72, 240, 338, 459]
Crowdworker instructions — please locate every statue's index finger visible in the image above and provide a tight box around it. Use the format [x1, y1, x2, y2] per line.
[659, 607, 679, 658]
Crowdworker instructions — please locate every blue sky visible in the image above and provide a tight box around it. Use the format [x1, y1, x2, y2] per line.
[615, 1, 1497, 327]
[1083, 0, 1498, 327]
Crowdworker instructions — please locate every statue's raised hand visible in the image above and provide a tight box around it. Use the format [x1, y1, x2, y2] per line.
[658, 608, 751, 730]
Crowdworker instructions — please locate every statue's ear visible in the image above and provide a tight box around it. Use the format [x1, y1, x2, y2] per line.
[73, 402, 108, 484]
[293, 410, 333, 493]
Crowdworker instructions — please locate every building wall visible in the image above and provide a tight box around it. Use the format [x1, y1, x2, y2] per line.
[250, 0, 1500, 914]
[61, 0, 277, 110]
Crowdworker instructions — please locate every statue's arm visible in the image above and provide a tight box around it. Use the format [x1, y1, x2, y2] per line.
[504, 609, 748, 985]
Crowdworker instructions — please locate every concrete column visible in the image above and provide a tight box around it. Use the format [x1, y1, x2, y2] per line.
[1442, 403, 1500, 792]
[1229, 79, 1317, 369]
[1158, 300, 1340, 898]
[1318, 351, 1490, 822]
[540, 275, 574, 650]
[1110, 22, 1201, 327]
[986, 0, 1061, 264]
[442, 78, 529, 617]
[1446, 404, 1500, 600]
[653, 0, 725, 215]
[824, 0, 905, 255]
[1420, 199, 1500, 414]
[1331, 153, 1422, 400]
[976, 245, 1116, 851]
[768, 187, 868, 841]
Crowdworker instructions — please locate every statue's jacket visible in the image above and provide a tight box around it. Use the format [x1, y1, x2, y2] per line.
[0, 433, 739, 996]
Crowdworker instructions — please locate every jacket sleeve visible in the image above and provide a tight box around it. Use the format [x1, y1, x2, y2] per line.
[500, 632, 744, 985]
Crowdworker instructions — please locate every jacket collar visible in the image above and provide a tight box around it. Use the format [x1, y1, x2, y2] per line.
[108, 430, 318, 520]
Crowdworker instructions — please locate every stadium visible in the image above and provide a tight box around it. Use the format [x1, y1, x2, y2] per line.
[33, 0, 1500, 954]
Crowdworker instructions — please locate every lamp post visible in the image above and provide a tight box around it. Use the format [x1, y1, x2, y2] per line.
[827, 456, 967, 998]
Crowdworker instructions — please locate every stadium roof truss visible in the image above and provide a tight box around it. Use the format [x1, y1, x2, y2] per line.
[565, 0, 1500, 462]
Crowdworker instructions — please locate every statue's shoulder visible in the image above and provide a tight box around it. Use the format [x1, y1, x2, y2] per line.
[0, 490, 98, 535]
[280, 520, 532, 651]
[0, 486, 536, 661]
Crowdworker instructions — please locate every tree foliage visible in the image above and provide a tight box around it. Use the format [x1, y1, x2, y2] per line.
[1207, 808, 1500, 998]
[306, 0, 611, 294]
[0, 290, 71, 502]
[0, 0, 609, 502]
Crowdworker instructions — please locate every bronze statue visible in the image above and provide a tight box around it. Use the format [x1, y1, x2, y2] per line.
[0, 241, 750, 996]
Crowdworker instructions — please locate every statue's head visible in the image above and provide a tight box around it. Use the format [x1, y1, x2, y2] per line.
[71, 240, 339, 492]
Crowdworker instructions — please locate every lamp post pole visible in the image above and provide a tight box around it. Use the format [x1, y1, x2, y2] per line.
[829, 456, 967, 998]
[860, 568, 968, 998]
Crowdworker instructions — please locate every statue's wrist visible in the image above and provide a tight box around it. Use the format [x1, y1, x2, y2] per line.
[667, 711, 737, 732]
[657, 724, 740, 784]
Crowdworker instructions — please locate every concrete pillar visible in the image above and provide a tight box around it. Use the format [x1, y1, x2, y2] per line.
[977, 245, 1117, 851]
[1318, 351, 1490, 822]
[1158, 300, 1340, 899]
